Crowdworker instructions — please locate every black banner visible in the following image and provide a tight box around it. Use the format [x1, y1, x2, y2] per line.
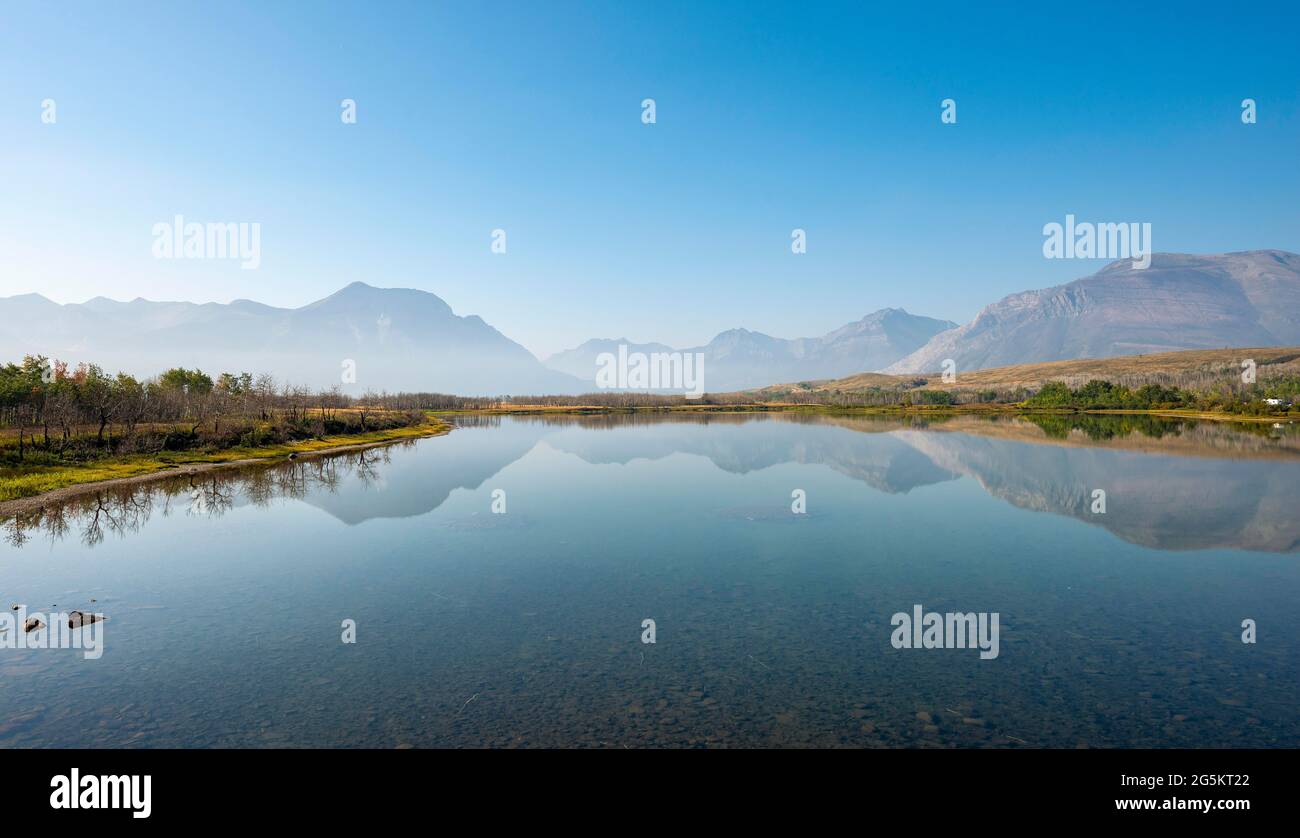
[6, 748, 1282, 824]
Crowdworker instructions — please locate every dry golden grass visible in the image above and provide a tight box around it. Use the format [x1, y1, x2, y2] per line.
[782, 346, 1300, 393]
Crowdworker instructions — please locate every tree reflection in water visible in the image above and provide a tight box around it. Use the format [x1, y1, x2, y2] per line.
[2, 443, 408, 548]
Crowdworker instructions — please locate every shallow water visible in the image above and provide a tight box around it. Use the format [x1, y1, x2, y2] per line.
[1, 412, 1297, 748]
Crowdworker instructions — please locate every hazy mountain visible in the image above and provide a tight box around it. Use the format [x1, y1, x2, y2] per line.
[887, 250, 1300, 374]
[543, 338, 677, 380]
[0, 282, 584, 396]
[688, 309, 958, 390]
[545, 309, 957, 392]
[9, 249, 1299, 395]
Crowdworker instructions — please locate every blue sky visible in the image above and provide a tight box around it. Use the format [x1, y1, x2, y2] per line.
[2, 0, 1298, 357]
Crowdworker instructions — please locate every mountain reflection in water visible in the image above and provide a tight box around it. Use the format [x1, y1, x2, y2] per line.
[5, 412, 1298, 553]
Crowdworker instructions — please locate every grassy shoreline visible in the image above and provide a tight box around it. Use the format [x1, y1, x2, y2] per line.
[0, 418, 451, 508]
[433, 403, 1297, 423]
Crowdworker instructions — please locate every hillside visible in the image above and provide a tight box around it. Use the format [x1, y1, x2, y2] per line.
[887, 251, 1300, 374]
[756, 346, 1300, 395]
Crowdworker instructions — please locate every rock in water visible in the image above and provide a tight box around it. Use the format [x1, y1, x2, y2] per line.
[68, 611, 105, 628]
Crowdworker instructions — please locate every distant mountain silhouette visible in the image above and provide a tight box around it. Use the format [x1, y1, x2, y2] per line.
[543, 338, 677, 381]
[545, 309, 957, 391]
[6, 249, 1299, 395]
[0, 282, 584, 395]
[887, 250, 1300, 374]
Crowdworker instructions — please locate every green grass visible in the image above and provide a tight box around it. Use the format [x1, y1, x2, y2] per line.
[0, 419, 450, 503]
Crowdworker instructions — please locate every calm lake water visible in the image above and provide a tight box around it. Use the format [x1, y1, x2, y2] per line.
[2, 412, 1297, 748]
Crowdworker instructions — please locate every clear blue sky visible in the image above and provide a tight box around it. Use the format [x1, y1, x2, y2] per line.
[2, 1, 1298, 357]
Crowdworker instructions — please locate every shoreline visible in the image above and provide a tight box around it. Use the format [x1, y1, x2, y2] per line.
[435, 403, 1296, 424]
[0, 421, 451, 518]
[4, 405, 1295, 515]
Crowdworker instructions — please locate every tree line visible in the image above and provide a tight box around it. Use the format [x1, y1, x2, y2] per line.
[0, 356, 414, 462]
[6, 353, 1296, 465]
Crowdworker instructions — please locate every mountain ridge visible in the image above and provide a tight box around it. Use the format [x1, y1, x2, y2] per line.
[4, 249, 1299, 395]
[544, 308, 958, 391]
[886, 250, 1300, 374]
[0, 282, 582, 396]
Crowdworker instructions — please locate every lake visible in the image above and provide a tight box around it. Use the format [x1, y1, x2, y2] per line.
[1, 412, 1297, 748]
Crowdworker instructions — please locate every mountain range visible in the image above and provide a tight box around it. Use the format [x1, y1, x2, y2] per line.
[542, 308, 957, 392]
[2, 249, 1298, 394]
[885, 250, 1300, 374]
[0, 282, 583, 395]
